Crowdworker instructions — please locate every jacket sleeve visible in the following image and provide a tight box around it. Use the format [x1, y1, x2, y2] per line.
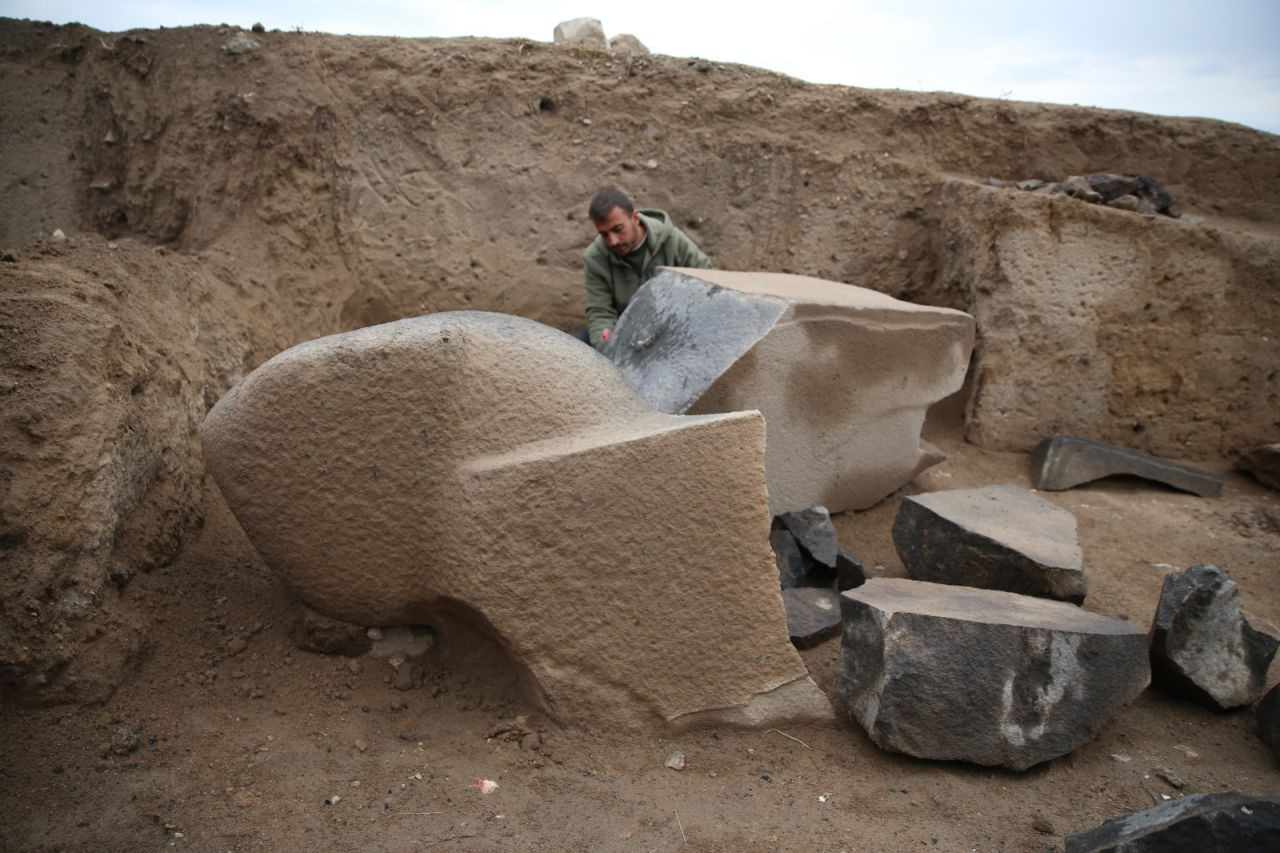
[583, 252, 618, 347]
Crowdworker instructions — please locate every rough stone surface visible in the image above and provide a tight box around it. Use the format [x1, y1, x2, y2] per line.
[777, 506, 839, 567]
[222, 32, 260, 55]
[770, 529, 818, 589]
[1149, 564, 1278, 711]
[891, 483, 1087, 603]
[1065, 791, 1280, 852]
[608, 34, 649, 54]
[604, 268, 974, 513]
[1257, 682, 1280, 757]
[835, 547, 867, 591]
[781, 587, 842, 648]
[838, 578, 1149, 770]
[1030, 434, 1223, 497]
[552, 18, 606, 49]
[1235, 443, 1280, 490]
[202, 311, 831, 729]
[1085, 173, 1174, 213]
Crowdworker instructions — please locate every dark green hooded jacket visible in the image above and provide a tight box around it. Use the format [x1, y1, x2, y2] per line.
[583, 209, 711, 346]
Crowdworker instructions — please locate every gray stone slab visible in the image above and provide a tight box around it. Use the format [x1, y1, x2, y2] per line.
[782, 587, 842, 649]
[1150, 564, 1279, 711]
[838, 578, 1149, 770]
[778, 505, 839, 568]
[1030, 434, 1222, 497]
[1065, 791, 1280, 852]
[892, 483, 1087, 603]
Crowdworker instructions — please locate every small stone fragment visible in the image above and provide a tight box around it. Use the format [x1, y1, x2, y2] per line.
[222, 32, 260, 55]
[1065, 791, 1280, 852]
[770, 529, 820, 589]
[225, 636, 248, 656]
[838, 579, 1149, 770]
[110, 727, 140, 755]
[1033, 817, 1056, 835]
[1172, 744, 1199, 760]
[353, 739, 368, 753]
[552, 18, 606, 49]
[1030, 434, 1223, 497]
[835, 547, 866, 591]
[664, 751, 686, 770]
[1235, 443, 1280, 490]
[777, 506, 839, 568]
[781, 587, 842, 648]
[1149, 564, 1279, 711]
[290, 604, 372, 657]
[1110, 753, 1131, 763]
[520, 732, 541, 751]
[608, 34, 649, 54]
[891, 483, 1086, 603]
[1152, 767, 1184, 789]
[51, 229, 67, 242]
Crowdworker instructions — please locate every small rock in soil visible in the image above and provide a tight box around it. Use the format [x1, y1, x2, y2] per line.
[1234, 443, 1280, 490]
[1152, 766, 1184, 789]
[225, 636, 248, 656]
[353, 739, 367, 753]
[664, 751, 686, 770]
[1032, 817, 1056, 835]
[111, 727, 140, 755]
[1149, 564, 1278, 711]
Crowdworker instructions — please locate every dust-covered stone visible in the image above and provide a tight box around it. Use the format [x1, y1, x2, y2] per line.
[1149, 564, 1278, 711]
[838, 578, 1149, 770]
[891, 483, 1087, 603]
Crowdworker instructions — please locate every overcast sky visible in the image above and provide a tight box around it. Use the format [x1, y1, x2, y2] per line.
[6, 1, 1278, 134]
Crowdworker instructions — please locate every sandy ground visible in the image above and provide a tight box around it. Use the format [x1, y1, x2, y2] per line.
[3, 426, 1277, 852]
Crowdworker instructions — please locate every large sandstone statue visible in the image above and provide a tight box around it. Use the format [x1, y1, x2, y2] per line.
[603, 269, 975, 513]
[201, 311, 831, 729]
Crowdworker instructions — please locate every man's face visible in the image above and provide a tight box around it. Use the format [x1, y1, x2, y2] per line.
[594, 206, 644, 255]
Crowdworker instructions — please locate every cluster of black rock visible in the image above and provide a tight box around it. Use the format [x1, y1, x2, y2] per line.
[769, 432, 1280, 847]
[985, 172, 1193, 218]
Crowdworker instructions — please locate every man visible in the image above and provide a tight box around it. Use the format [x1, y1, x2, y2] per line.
[582, 187, 711, 347]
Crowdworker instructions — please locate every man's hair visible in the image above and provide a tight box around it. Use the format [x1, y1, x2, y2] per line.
[588, 187, 634, 222]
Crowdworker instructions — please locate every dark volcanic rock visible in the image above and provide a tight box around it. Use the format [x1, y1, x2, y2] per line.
[781, 587, 842, 648]
[835, 547, 866, 591]
[1065, 791, 1280, 852]
[891, 483, 1086, 603]
[1235, 443, 1280, 490]
[1257, 683, 1280, 757]
[770, 528, 820, 589]
[777, 506, 839, 568]
[1149, 564, 1279, 711]
[838, 578, 1149, 770]
[1030, 434, 1223, 497]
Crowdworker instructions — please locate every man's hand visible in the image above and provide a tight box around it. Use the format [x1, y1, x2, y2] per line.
[600, 328, 611, 343]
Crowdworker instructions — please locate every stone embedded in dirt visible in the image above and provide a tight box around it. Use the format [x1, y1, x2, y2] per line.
[290, 603, 372, 657]
[1235, 443, 1280, 490]
[1086, 173, 1174, 213]
[777, 506, 839, 568]
[838, 578, 1149, 770]
[110, 727, 140, 755]
[770, 529, 820, 589]
[552, 18, 606, 49]
[1149, 564, 1279, 711]
[608, 34, 649, 55]
[782, 587, 842, 648]
[1064, 791, 1280, 852]
[835, 547, 867, 591]
[222, 32, 260, 55]
[664, 751, 686, 770]
[1152, 766, 1184, 789]
[202, 312, 831, 729]
[603, 268, 974, 513]
[1257, 682, 1280, 757]
[225, 636, 248, 656]
[891, 483, 1087, 603]
[1062, 175, 1102, 203]
[1030, 434, 1223, 497]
